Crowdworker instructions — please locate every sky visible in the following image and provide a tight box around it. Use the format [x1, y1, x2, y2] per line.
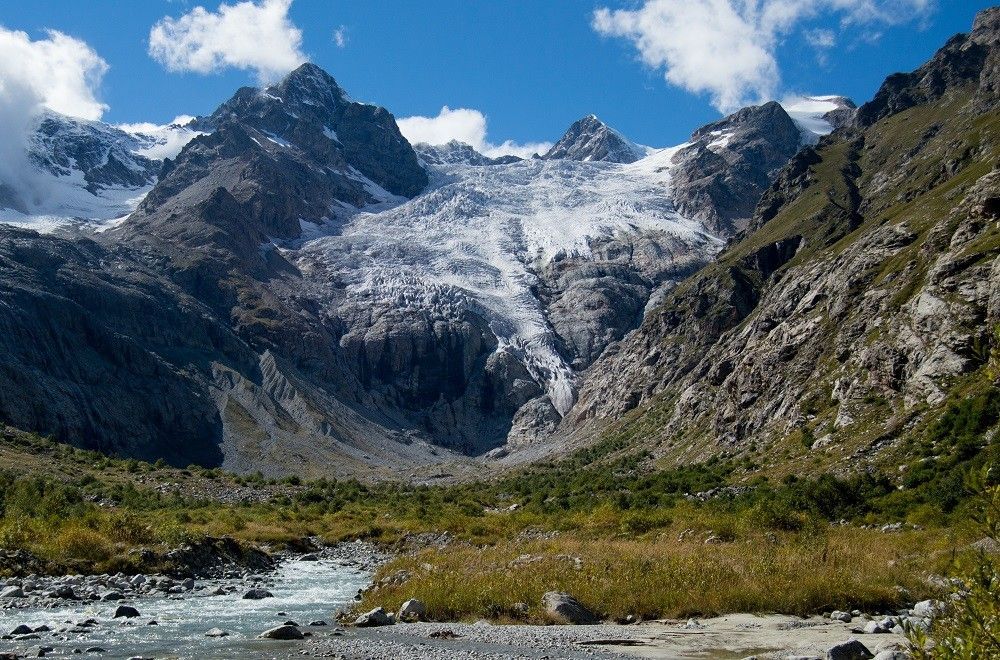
[0, 0, 994, 155]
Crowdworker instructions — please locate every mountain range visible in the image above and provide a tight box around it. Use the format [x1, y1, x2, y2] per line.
[0, 8, 996, 481]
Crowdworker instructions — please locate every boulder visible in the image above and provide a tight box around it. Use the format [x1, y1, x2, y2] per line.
[830, 610, 853, 623]
[353, 607, 395, 627]
[259, 625, 304, 640]
[912, 600, 941, 618]
[863, 621, 889, 634]
[873, 651, 909, 660]
[51, 585, 76, 600]
[541, 591, 599, 624]
[101, 591, 123, 602]
[398, 599, 426, 622]
[827, 640, 874, 660]
[0, 586, 24, 599]
[242, 588, 273, 600]
[113, 606, 141, 619]
[205, 628, 229, 638]
[10, 624, 34, 635]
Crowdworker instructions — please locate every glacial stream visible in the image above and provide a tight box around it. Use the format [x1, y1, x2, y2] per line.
[0, 558, 372, 659]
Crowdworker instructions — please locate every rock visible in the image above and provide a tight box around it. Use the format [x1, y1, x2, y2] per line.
[282, 621, 299, 627]
[84, 649, 107, 654]
[0, 586, 24, 598]
[912, 600, 941, 618]
[101, 591, 123, 601]
[259, 625, 304, 640]
[11, 624, 34, 635]
[298, 553, 319, 561]
[181, 578, 195, 591]
[205, 628, 229, 637]
[541, 591, 599, 625]
[830, 611, 853, 623]
[309, 620, 327, 626]
[353, 607, 395, 628]
[827, 640, 874, 660]
[51, 585, 76, 600]
[113, 605, 141, 619]
[397, 598, 426, 622]
[873, 651, 909, 660]
[242, 588, 274, 600]
[863, 621, 890, 634]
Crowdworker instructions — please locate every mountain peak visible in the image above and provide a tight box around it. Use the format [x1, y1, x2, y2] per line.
[267, 62, 347, 109]
[543, 115, 645, 164]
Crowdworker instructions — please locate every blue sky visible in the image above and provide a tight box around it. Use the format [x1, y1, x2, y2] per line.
[0, 1, 993, 150]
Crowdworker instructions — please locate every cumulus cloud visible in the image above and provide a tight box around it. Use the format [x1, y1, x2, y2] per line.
[397, 106, 553, 159]
[592, 0, 935, 113]
[0, 27, 109, 211]
[149, 0, 306, 83]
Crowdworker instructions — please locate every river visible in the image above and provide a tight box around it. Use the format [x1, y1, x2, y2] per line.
[0, 558, 371, 659]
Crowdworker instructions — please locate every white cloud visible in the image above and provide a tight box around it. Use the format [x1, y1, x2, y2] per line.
[592, 0, 935, 113]
[397, 106, 553, 159]
[805, 27, 836, 49]
[0, 27, 108, 121]
[0, 27, 109, 211]
[333, 25, 347, 48]
[149, 0, 306, 83]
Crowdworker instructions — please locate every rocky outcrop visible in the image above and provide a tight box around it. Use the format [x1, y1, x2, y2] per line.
[669, 101, 804, 236]
[856, 7, 999, 126]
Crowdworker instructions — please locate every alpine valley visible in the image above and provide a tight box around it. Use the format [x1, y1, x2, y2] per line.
[0, 6, 999, 659]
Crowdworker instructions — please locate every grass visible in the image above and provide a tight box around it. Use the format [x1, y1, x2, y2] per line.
[361, 517, 955, 623]
[1, 393, 994, 620]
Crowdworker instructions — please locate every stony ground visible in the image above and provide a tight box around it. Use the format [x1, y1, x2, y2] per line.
[274, 615, 910, 660]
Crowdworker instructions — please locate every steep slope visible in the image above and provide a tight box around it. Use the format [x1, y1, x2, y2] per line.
[558, 8, 1000, 478]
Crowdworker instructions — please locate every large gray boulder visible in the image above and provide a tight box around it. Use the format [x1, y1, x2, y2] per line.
[541, 591, 598, 625]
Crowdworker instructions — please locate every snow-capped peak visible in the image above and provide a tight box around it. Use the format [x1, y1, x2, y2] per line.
[543, 115, 649, 164]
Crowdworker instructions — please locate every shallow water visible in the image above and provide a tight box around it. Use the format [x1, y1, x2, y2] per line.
[0, 558, 371, 659]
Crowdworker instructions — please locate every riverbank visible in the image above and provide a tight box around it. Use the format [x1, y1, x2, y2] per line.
[287, 615, 913, 660]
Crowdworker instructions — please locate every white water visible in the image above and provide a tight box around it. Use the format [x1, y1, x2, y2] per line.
[0, 559, 370, 659]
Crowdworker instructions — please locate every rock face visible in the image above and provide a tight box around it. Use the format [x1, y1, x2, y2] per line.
[669, 101, 804, 236]
[558, 9, 1000, 475]
[543, 115, 646, 163]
